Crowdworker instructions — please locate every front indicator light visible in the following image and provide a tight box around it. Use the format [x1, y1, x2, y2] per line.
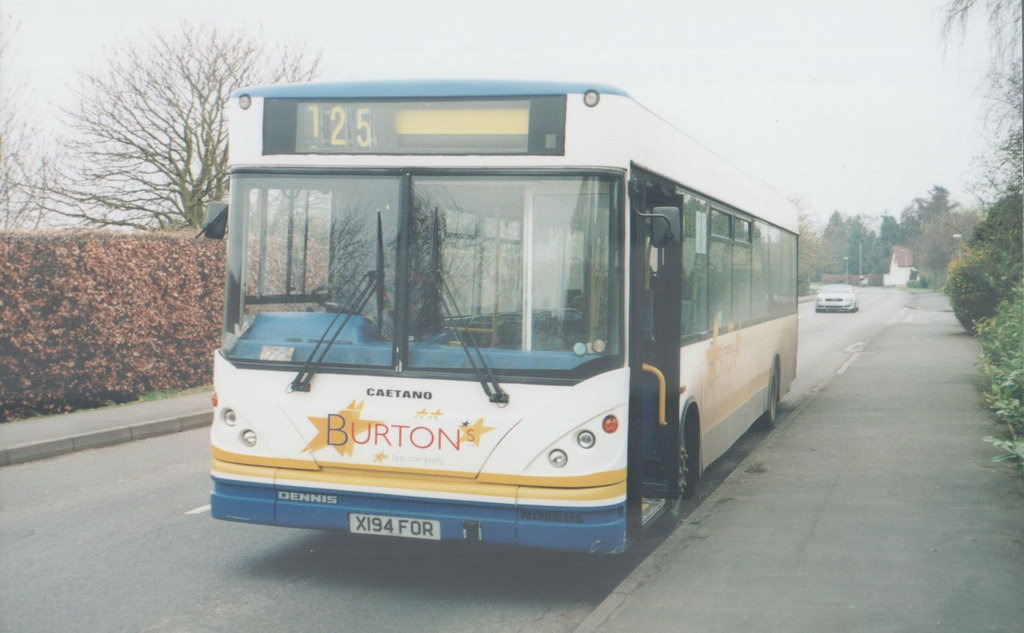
[240, 429, 258, 447]
[548, 449, 568, 468]
[602, 415, 619, 434]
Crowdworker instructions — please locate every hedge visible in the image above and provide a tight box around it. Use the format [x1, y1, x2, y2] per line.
[977, 282, 1024, 437]
[0, 231, 225, 422]
[947, 246, 1002, 331]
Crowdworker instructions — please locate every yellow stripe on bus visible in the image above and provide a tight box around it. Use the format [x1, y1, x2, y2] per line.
[211, 458, 276, 481]
[213, 446, 626, 489]
[281, 467, 518, 500]
[478, 469, 626, 488]
[211, 446, 318, 471]
[517, 481, 627, 504]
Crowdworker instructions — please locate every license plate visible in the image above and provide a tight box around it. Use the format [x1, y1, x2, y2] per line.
[349, 513, 440, 540]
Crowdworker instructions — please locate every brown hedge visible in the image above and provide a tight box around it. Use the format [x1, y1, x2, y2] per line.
[0, 231, 225, 422]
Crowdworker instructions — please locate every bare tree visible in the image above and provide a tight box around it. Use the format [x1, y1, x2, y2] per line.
[0, 16, 49, 231]
[788, 196, 826, 284]
[943, 1, 1023, 201]
[942, 0, 1022, 70]
[49, 21, 321, 230]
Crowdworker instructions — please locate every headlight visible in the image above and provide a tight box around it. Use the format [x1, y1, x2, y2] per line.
[548, 449, 568, 468]
[577, 430, 596, 449]
[240, 429, 258, 447]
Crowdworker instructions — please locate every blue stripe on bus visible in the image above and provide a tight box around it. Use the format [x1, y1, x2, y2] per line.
[210, 476, 626, 553]
[234, 80, 629, 100]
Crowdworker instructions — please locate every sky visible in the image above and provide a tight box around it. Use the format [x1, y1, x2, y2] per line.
[1, 0, 996, 225]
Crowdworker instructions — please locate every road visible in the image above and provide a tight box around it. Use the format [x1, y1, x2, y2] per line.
[0, 288, 922, 633]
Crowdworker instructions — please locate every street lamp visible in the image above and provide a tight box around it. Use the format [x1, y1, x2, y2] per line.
[844, 256, 849, 284]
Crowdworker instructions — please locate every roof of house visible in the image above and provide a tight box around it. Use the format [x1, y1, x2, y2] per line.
[891, 246, 914, 268]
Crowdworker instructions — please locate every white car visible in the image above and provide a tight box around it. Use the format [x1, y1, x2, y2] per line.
[815, 284, 859, 313]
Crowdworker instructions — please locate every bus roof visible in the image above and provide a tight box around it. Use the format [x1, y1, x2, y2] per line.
[229, 80, 798, 233]
[235, 79, 630, 100]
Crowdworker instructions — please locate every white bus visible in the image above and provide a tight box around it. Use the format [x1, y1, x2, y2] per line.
[202, 80, 798, 553]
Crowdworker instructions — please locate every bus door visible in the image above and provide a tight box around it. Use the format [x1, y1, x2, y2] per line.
[627, 173, 683, 533]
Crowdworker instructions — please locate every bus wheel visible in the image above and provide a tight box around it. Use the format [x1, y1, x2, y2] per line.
[665, 412, 698, 525]
[755, 358, 780, 432]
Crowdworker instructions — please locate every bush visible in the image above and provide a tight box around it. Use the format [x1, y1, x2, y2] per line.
[976, 282, 1024, 437]
[983, 437, 1024, 475]
[0, 231, 225, 421]
[947, 246, 1002, 330]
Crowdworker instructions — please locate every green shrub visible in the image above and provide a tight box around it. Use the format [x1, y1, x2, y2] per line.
[983, 437, 1024, 475]
[976, 282, 1024, 437]
[947, 246, 1002, 330]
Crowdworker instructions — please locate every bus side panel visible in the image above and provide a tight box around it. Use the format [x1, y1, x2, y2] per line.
[778, 315, 798, 398]
[693, 316, 797, 469]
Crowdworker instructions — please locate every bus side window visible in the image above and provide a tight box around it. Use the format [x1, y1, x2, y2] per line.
[681, 194, 708, 336]
[751, 221, 769, 319]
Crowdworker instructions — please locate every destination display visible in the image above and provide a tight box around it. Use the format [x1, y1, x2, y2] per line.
[262, 96, 566, 156]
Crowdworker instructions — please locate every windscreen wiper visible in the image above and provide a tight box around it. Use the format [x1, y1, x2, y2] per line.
[430, 209, 509, 405]
[289, 213, 386, 393]
[375, 212, 386, 336]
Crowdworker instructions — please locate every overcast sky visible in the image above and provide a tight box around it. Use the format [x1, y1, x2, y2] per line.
[2, 0, 995, 225]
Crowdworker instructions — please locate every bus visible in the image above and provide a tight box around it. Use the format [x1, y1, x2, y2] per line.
[202, 80, 798, 554]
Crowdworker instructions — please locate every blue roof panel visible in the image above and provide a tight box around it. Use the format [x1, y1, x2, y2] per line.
[236, 79, 630, 100]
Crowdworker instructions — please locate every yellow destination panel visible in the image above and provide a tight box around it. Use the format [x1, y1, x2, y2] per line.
[394, 108, 529, 136]
[263, 95, 565, 156]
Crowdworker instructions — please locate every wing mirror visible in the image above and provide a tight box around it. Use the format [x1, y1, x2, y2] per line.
[649, 206, 682, 248]
[197, 202, 228, 240]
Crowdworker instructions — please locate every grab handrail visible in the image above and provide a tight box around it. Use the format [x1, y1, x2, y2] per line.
[642, 363, 668, 426]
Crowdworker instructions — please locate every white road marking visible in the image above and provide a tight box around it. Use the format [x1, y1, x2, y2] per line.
[843, 341, 865, 354]
[837, 352, 862, 375]
[887, 308, 910, 325]
[185, 504, 211, 515]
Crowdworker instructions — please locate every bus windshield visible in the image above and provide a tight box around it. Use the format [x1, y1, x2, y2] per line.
[224, 172, 622, 380]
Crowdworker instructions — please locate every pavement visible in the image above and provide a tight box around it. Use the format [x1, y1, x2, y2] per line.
[0, 390, 213, 466]
[2, 292, 1022, 631]
[576, 291, 1024, 632]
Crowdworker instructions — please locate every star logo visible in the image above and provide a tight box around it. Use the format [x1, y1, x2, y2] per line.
[304, 400, 385, 458]
[458, 418, 495, 447]
[373, 451, 388, 463]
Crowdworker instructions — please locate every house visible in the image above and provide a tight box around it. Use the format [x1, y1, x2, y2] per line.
[883, 246, 917, 287]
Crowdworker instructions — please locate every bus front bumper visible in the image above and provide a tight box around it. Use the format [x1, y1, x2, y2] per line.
[210, 461, 627, 554]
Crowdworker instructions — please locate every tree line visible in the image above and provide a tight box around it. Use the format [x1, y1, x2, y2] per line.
[1, 20, 321, 232]
[798, 184, 984, 287]
[801, 0, 1021, 291]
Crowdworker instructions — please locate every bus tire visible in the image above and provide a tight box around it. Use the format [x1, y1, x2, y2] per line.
[665, 408, 700, 525]
[755, 357, 781, 432]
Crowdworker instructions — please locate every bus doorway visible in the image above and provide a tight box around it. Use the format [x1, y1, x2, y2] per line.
[627, 170, 686, 535]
